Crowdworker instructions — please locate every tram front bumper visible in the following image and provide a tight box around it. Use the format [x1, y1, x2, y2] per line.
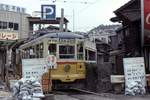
[51, 74, 85, 82]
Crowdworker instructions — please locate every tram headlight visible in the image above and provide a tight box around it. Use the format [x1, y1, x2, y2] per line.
[64, 64, 71, 72]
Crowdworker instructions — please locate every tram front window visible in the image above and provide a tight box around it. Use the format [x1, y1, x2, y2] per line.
[59, 45, 75, 59]
[48, 44, 56, 55]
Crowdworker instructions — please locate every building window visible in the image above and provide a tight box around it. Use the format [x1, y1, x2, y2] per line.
[5, 5, 9, 11]
[2, 22, 7, 29]
[125, 29, 129, 36]
[14, 23, 19, 30]
[1, 4, 4, 10]
[0, 21, 19, 31]
[0, 21, 2, 29]
[12, 6, 15, 11]
[17, 7, 20, 12]
[9, 22, 13, 29]
[104, 54, 109, 62]
[22, 8, 25, 13]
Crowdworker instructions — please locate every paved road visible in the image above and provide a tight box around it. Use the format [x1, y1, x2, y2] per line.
[54, 94, 150, 100]
[55, 95, 115, 100]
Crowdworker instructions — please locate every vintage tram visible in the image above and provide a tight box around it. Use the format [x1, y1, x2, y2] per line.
[19, 32, 97, 88]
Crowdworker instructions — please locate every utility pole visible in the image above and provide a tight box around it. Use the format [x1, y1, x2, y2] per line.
[5, 45, 10, 87]
[73, 9, 75, 32]
[59, 8, 64, 32]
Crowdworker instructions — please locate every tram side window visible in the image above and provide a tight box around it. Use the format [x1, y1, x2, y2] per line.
[88, 50, 96, 61]
[22, 47, 36, 59]
[77, 43, 83, 60]
[48, 44, 56, 55]
[29, 47, 35, 58]
[36, 43, 43, 58]
[36, 44, 40, 58]
[85, 49, 96, 61]
[59, 45, 75, 59]
[24, 48, 30, 59]
[24, 49, 27, 58]
[39, 43, 44, 58]
[22, 49, 26, 59]
[85, 49, 88, 60]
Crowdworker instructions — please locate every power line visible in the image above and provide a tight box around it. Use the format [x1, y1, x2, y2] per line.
[79, 0, 100, 13]
[46, 0, 92, 4]
[59, 1, 91, 4]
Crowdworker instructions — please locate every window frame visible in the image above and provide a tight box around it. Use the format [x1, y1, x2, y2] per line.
[59, 44, 75, 59]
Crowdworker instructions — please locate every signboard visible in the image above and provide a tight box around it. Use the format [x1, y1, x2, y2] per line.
[48, 39, 76, 44]
[141, 0, 150, 45]
[123, 57, 146, 95]
[0, 32, 18, 40]
[0, 3, 26, 13]
[59, 39, 75, 44]
[46, 55, 57, 69]
[41, 5, 56, 20]
[22, 58, 48, 80]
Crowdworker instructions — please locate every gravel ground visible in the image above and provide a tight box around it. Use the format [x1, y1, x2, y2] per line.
[0, 91, 14, 100]
[1, 90, 150, 100]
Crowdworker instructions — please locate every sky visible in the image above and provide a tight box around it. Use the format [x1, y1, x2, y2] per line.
[0, 0, 130, 32]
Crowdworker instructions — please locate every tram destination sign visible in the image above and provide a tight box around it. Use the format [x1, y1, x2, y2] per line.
[59, 39, 75, 44]
[48, 39, 75, 44]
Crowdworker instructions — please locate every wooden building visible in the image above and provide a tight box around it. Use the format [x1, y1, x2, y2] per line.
[110, 0, 149, 74]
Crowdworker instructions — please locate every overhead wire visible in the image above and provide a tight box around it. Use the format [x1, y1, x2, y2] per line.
[44, 0, 100, 32]
[78, 0, 100, 13]
[49, 0, 92, 4]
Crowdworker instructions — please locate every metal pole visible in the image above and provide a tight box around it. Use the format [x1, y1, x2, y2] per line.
[141, 0, 144, 55]
[73, 9, 75, 32]
[5, 45, 9, 85]
[59, 8, 64, 32]
[48, 68, 51, 92]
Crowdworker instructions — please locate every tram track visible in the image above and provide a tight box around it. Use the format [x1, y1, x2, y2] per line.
[53, 88, 102, 100]
[53, 88, 90, 95]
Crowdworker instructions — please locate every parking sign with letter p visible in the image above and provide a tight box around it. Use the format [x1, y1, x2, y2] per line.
[41, 5, 56, 20]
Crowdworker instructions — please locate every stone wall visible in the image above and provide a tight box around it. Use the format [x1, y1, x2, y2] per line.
[85, 62, 113, 93]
